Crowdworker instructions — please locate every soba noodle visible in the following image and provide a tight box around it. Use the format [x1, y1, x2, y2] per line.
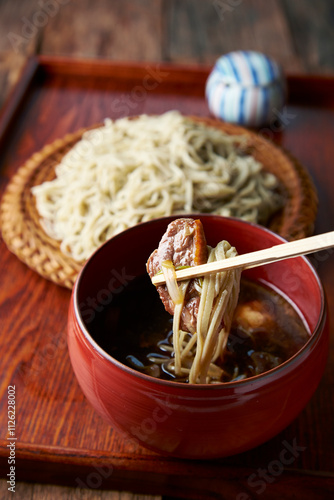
[160, 240, 241, 384]
[32, 111, 282, 262]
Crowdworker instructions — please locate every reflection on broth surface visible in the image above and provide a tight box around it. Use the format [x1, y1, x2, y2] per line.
[90, 275, 310, 384]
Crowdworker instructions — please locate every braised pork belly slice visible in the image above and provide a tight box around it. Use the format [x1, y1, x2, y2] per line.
[146, 218, 208, 333]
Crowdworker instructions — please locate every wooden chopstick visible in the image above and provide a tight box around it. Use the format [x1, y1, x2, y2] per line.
[151, 231, 334, 286]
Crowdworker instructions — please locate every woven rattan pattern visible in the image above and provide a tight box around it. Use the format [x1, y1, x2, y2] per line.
[0, 118, 318, 289]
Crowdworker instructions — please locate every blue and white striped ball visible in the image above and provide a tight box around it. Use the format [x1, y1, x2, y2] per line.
[205, 51, 286, 127]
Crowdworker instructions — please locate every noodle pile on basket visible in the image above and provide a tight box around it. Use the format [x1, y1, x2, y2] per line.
[32, 111, 283, 262]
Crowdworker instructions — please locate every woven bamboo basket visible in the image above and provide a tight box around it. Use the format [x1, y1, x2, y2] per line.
[0, 118, 318, 289]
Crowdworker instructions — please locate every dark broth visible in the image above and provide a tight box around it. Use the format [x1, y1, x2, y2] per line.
[89, 275, 310, 383]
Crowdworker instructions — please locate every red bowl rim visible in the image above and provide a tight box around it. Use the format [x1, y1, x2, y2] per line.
[72, 215, 327, 391]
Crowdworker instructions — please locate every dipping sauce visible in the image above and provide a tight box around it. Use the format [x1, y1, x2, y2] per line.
[89, 275, 310, 383]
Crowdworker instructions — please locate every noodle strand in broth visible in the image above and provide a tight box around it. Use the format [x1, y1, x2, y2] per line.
[162, 240, 241, 384]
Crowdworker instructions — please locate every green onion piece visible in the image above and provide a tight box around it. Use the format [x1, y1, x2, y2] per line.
[161, 260, 183, 305]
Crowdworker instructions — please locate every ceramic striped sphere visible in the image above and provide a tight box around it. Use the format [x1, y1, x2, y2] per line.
[205, 51, 286, 127]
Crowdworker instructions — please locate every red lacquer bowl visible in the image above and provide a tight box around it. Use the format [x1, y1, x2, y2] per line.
[67, 215, 329, 459]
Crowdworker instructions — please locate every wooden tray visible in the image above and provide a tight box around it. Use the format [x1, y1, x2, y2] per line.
[0, 56, 333, 499]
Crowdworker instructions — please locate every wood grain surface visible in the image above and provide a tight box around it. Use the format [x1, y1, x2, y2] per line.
[1, 0, 334, 111]
[0, 56, 333, 500]
[0, 1, 334, 499]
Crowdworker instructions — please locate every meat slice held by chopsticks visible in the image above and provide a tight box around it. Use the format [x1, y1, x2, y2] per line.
[146, 218, 208, 333]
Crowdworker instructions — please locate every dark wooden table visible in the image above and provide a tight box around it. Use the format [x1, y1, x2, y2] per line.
[0, 2, 334, 499]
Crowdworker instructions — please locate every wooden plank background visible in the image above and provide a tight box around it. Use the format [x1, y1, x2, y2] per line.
[0, 1, 334, 499]
[1, 0, 334, 113]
